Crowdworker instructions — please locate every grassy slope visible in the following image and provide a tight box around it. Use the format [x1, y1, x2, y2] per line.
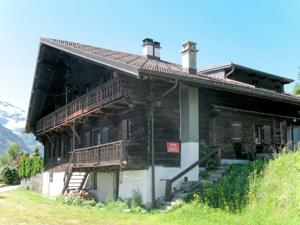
[0, 152, 300, 224]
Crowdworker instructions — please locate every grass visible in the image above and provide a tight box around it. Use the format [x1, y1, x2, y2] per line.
[1, 152, 300, 224]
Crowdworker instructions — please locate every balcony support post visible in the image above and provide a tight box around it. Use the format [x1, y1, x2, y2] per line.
[97, 146, 100, 164]
[73, 120, 76, 167]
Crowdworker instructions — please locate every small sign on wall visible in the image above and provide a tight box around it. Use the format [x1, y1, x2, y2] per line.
[167, 142, 180, 153]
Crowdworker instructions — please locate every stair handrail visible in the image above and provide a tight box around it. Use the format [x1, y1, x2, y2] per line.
[61, 151, 75, 193]
[161, 147, 220, 201]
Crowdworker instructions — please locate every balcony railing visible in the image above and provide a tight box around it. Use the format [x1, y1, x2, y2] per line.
[73, 141, 127, 166]
[36, 78, 125, 133]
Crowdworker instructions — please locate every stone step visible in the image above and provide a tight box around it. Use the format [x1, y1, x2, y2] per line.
[171, 197, 182, 202]
[213, 169, 226, 174]
[160, 205, 172, 210]
[218, 166, 230, 170]
[173, 192, 192, 198]
[207, 177, 218, 182]
[164, 201, 178, 206]
[209, 173, 222, 179]
[200, 180, 213, 187]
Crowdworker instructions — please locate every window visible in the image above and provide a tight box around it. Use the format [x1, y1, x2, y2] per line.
[94, 173, 97, 190]
[275, 86, 282, 93]
[255, 125, 271, 145]
[70, 137, 73, 152]
[232, 122, 242, 142]
[59, 139, 64, 157]
[255, 125, 263, 144]
[93, 129, 101, 146]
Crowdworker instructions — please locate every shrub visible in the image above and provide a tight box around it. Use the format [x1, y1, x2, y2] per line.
[25, 157, 32, 177]
[1, 165, 19, 184]
[19, 156, 43, 178]
[131, 188, 143, 208]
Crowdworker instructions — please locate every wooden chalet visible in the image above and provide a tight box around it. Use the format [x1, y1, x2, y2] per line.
[25, 38, 300, 207]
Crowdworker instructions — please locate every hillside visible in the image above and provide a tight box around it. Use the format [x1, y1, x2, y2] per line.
[0, 100, 43, 155]
[0, 123, 32, 154]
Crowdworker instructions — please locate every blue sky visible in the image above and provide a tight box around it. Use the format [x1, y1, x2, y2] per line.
[0, 0, 299, 111]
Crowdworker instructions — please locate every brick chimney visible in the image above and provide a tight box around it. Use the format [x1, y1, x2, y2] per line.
[180, 41, 198, 74]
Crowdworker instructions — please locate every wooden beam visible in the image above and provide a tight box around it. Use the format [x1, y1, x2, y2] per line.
[45, 134, 55, 148]
[69, 123, 81, 146]
[39, 62, 67, 73]
[36, 137, 45, 146]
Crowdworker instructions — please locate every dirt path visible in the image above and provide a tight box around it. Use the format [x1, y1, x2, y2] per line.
[0, 185, 20, 193]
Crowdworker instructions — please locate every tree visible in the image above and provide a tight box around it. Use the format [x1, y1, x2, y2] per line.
[7, 142, 24, 162]
[293, 83, 300, 95]
[0, 142, 25, 166]
[32, 145, 40, 157]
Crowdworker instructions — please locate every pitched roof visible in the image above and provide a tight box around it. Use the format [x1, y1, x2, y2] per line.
[40, 38, 300, 104]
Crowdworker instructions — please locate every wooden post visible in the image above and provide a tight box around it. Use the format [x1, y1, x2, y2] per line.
[73, 120, 76, 166]
[216, 148, 221, 166]
[165, 180, 172, 202]
[97, 146, 100, 164]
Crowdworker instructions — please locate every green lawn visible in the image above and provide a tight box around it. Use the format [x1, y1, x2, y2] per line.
[1, 152, 300, 224]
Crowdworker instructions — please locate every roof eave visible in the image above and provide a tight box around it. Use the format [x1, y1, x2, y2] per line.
[139, 69, 300, 106]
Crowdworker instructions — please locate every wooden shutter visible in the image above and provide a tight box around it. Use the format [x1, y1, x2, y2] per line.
[64, 136, 68, 157]
[280, 121, 287, 144]
[85, 131, 91, 148]
[264, 125, 271, 145]
[208, 118, 215, 147]
[232, 122, 242, 142]
[122, 119, 128, 140]
[102, 127, 109, 144]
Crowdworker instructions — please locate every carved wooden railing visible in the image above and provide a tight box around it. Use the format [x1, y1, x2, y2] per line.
[36, 78, 125, 133]
[73, 140, 127, 166]
[161, 147, 221, 201]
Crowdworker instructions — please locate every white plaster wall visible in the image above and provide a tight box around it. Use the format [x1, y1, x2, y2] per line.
[119, 166, 184, 208]
[42, 172, 65, 196]
[92, 173, 115, 202]
[181, 142, 199, 181]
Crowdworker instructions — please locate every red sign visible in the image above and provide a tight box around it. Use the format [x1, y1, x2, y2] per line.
[167, 142, 180, 153]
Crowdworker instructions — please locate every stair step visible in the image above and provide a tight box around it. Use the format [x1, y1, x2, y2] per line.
[218, 166, 230, 170]
[171, 198, 182, 202]
[213, 170, 226, 174]
[160, 205, 172, 210]
[209, 173, 222, 178]
[164, 201, 178, 206]
[207, 177, 218, 182]
[173, 192, 192, 198]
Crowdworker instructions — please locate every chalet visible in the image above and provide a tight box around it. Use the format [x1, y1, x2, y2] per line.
[25, 38, 300, 207]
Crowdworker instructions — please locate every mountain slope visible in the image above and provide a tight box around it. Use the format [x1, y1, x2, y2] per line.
[0, 100, 43, 155]
[0, 123, 32, 154]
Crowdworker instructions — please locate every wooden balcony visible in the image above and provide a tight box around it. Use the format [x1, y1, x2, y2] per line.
[73, 141, 128, 167]
[36, 78, 125, 134]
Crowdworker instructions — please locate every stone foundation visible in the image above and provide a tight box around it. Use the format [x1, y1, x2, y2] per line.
[21, 173, 43, 192]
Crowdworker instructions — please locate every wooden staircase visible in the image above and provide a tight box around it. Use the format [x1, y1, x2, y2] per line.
[160, 166, 231, 210]
[66, 171, 89, 192]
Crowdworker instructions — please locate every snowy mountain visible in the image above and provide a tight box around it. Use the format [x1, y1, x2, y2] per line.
[0, 101, 27, 133]
[0, 101, 43, 155]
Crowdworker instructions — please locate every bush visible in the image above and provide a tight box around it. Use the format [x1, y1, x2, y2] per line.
[1, 165, 19, 184]
[19, 156, 43, 178]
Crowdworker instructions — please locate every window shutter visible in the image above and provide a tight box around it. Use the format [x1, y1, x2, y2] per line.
[280, 121, 287, 144]
[264, 125, 271, 145]
[232, 122, 242, 142]
[209, 118, 215, 147]
[102, 127, 109, 144]
[122, 119, 128, 140]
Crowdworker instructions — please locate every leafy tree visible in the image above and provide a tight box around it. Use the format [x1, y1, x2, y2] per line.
[32, 145, 40, 157]
[293, 83, 300, 95]
[0, 142, 24, 166]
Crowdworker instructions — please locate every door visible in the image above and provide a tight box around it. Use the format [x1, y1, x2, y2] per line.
[93, 130, 101, 146]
